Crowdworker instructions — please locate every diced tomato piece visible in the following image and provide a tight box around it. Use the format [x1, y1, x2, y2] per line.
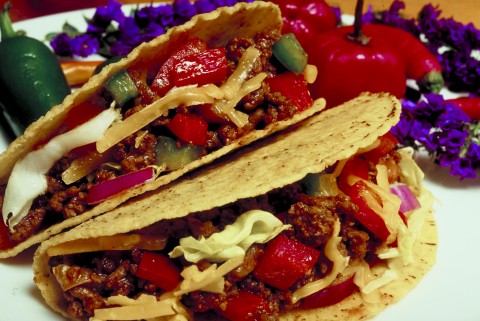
[173, 48, 228, 87]
[195, 104, 230, 124]
[337, 156, 369, 191]
[301, 274, 357, 309]
[151, 38, 208, 96]
[220, 291, 271, 321]
[62, 102, 106, 132]
[86, 167, 155, 205]
[0, 219, 15, 250]
[363, 132, 399, 162]
[167, 113, 208, 146]
[342, 181, 391, 241]
[254, 233, 320, 290]
[136, 251, 181, 291]
[68, 142, 97, 157]
[265, 72, 313, 111]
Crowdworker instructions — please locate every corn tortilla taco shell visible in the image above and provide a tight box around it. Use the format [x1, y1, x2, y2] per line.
[0, 1, 326, 258]
[32, 92, 438, 321]
[282, 196, 437, 320]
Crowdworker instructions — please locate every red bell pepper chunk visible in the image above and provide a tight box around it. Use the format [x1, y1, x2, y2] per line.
[136, 251, 181, 291]
[86, 167, 155, 205]
[0, 219, 15, 250]
[337, 156, 370, 192]
[363, 132, 399, 163]
[254, 233, 320, 290]
[265, 72, 313, 111]
[301, 274, 357, 309]
[173, 48, 228, 87]
[167, 113, 208, 146]
[151, 38, 208, 97]
[220, 291, 271, 321]
[342, 181, 391, 242]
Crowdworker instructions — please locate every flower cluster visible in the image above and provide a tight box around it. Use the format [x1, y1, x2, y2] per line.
[50, 0, 251, 58]
[362, 0, 480, 179]
[391, 94, 480, 179]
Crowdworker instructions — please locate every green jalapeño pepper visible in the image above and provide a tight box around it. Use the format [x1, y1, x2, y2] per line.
[0, 2, 70, 137]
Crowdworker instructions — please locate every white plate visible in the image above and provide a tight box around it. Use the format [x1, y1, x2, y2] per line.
[1, 7, 480, 321]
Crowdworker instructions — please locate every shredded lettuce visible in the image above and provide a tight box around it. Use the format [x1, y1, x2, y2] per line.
[169, 210, 290, 263]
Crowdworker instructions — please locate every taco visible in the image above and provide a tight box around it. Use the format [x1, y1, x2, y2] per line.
[0, 1, 326, 258]
[33, 93, 437, 321]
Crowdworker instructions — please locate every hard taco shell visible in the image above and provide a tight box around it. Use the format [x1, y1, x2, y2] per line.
[32, 92, 437, 321]
[0, 1, 326, 258]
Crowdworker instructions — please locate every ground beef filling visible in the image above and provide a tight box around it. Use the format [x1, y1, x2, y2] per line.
[1, 30, 305, 244]
[49, 185, 383, 321]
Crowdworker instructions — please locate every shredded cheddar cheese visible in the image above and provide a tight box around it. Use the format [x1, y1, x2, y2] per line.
[175, 256, 244, 296]
[47, 234, 167, 257]
[291, 219, 347, 303]
[96, 85, 219, 153]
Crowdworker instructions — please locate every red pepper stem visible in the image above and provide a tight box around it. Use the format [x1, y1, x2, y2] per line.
[0, 1, 16, 41]
[348, 0, 370, 45]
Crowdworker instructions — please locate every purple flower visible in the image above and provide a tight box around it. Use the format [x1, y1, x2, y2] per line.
[140, 21, 166, 42]
[362, 0, 419, 36]
[441, 51, 480, 94]
[50, 33, 74, 56]
[437, 103, 471, 129]
[87, 0, 125, 34]
[136, 4, 174, 27]
[70, 34, 100, 57]
[448, 158, 477, 179]
[172, 0, 198, 26]
[194, 0, 218, 13]
[437, 129, 468, 152]
[393, 93, 479, 179]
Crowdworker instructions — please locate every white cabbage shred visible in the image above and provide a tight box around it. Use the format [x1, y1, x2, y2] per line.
[169, 210, 290, 263]
[2, 108, 118, 231]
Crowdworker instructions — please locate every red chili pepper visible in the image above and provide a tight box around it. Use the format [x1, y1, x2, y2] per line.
[254, 233, 320, 290]
[220, 291, 271, 321]
[446, 97, 480, 120]
[150, 38, 207, 96]
[86, 167, 155, 205]
[265, 72, 313, 111]
[307, 0, 407, 107]
[342, 180, 391, 241]
[272, 0, 337, 51]
[136, 251, 181, 291]
[362, 132, 399, 163]
[167, 113, 208, 146]
[173, 48, 228, 87]
[301, 274, 357, 309]
[362, 24, 444, 93]
[0, 218, 15, 250]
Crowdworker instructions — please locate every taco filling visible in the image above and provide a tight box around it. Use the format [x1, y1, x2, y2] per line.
[44, 135, 434, 321]
[0, 22, 320, 249]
